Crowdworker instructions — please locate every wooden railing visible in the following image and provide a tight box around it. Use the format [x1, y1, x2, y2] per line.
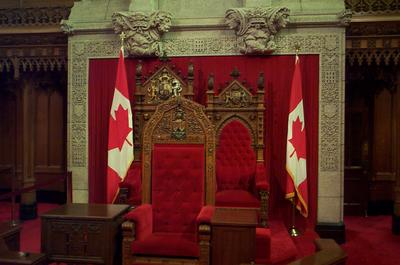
[287, 238, 347, 265]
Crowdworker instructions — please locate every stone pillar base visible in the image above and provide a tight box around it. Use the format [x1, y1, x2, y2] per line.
[392, 214, 400, 235]
[315, 222, 346, 244]
[19, 202, 37, 220]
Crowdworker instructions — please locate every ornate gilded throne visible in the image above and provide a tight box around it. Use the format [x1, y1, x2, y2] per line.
[117, 63, 195, 205]
[206, 69, 269, 227]
[121, 96, 216, 265]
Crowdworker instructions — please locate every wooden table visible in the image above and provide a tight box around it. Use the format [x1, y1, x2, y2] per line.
[211, 207, 257, 265]
[41, 203, 130, 265]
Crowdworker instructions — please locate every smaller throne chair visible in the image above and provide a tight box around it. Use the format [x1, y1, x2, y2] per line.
[206, 69, 269, 227]
[116, 63, 195, 205]
[121, 96, 216, 265]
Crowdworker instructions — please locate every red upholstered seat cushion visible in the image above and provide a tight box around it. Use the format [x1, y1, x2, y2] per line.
[152, 144, 205, 234]
[216, 121, 256, 191]
[215, 190, 260, 208]
[132, 233, 199, 258]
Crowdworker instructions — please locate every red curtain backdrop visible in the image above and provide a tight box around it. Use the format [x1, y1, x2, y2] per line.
[88, 55, 319, 227]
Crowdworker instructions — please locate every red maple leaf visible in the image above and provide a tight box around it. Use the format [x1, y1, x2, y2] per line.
[289, 117, 306, 161]
[108, 105, 132, 151]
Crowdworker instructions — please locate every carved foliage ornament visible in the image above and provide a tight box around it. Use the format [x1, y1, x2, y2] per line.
[225, 7, 290, 55]
[112, 11, 172, 57]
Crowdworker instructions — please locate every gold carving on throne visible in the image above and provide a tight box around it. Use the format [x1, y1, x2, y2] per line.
[224, 84, 250, 107]
[171, 106, 186, 140]
[148, 69, 182, 102]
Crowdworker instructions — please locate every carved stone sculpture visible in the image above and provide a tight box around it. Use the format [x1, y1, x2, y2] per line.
[225, 7, 290, 55]
[112, 11, 172, 57]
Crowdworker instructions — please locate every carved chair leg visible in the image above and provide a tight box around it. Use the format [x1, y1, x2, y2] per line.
[259, 190, 269, 227]
[198, 224, 211, 265]
[122, 221, 135, 265]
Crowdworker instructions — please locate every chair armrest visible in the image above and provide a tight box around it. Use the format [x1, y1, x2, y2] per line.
[196, 205, 215, 225]
[124, 204, 153, 240]
[255, 162, 269, 191]
[197, 205, 214, 265]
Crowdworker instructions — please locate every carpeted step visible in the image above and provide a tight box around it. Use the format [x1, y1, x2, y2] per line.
[256, 220, 297, 265]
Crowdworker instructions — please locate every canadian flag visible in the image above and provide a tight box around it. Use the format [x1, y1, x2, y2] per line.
[107, 48, 134, 203]
[285, 55, 308, 217]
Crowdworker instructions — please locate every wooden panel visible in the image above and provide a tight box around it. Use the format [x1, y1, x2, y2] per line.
[211, 208, 257, 265]
[0, 73, 66, 195]
[344, 91, 370, 215]
[370, 89, 395, 203]
[35, 88, 49, 167]
[373, 89, 393, 177]
[48, 90, 64, 168]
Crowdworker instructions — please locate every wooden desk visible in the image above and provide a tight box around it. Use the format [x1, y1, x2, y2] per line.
[211, 207, 257, 265]
[41, 203, 130, 265]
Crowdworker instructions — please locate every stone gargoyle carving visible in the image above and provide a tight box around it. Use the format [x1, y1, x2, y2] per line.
[225, 7, 290, 55]
[112, 10, 172, 57]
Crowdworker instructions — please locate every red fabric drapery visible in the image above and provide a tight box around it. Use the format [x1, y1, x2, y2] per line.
[88, 55, 319, 227]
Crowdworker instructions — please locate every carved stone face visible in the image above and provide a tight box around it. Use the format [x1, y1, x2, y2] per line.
[225, 13, 239, 29]
[278, 9, 290, 28]
[157, 15, 171, 32]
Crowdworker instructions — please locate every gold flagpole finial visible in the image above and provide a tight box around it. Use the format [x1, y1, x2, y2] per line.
[120, 32, 126, 48]
[294, 44, 300, 56]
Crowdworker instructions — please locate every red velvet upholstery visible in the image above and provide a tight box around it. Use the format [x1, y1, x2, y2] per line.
[125, 144, 211, 258]
[132, 233, 199, 258]
[152, 144, 204, 234]
[196, 205, 215, 225]
[215, 190, 260, 207]
[124, 204, 153, 241]
[216, 121, 256, 191]
[119, 162, 142, 205]
[216, 120, 267, 208]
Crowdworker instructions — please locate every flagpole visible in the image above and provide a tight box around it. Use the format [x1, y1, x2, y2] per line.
[288, 44, 301, 238]
[289, 198, 300, 237]
[120, 32, 126, 55]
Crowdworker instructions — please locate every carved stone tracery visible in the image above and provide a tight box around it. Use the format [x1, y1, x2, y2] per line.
[112, 11, 172, 57]
[225, 7, 290, 55]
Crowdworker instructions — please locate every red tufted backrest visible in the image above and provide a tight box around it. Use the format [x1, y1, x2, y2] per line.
[152, 144, 205, 234]
[216, 120, 256, 191]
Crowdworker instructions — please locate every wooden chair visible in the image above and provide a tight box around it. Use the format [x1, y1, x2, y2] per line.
[206, 69, 269, 227]
[121, 96, 216, 265]
[116, 63, 195, 205]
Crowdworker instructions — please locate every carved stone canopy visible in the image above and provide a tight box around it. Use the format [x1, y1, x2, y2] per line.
[225, 7, 290, 55]
[112, 10, 172, 57]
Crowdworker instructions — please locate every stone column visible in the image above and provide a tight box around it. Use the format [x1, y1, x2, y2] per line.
[19, 78, 37, 220]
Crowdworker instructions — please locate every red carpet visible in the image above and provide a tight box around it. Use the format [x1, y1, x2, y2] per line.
[2, 203, 400, 265]
[343, 215, 400, 265]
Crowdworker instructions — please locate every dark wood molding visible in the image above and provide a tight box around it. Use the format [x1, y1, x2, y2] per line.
[345, 0, 400, 15]
[315, 222, 346, 244]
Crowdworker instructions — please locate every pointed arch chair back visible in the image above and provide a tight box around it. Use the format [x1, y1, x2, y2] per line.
[206, 70, 269, 226]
